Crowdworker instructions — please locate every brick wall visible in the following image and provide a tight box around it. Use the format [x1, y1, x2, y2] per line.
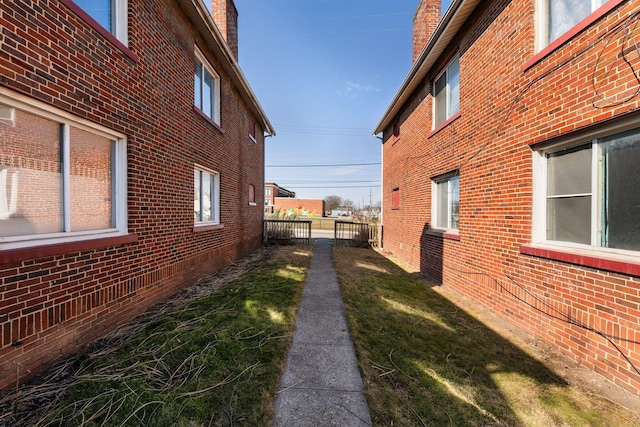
[383, 0, 640, 395]
[0, 0, 265, 390]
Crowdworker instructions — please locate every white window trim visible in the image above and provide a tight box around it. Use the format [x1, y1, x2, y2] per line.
[194, 164, 220, 226]
[433, 55, 460, 129]
[534, 0, 549, 52]
[532, 117, 640, 260]
[0, 88, 128, 251]
[114, 0, 128, 46]
[194, 47, 221, 125]
[431, 173, 460, 233]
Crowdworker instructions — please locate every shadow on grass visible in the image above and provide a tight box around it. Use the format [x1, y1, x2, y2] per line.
[334, 246, 636, 427]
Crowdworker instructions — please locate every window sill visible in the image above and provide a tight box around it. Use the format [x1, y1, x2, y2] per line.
[0, 233, 138, 264]
[194, 106, 224, 134]
[520, 244, 640, 277]
[193, 223, 224, 233]
[392, 136, 401, 146]
[424, 229, 460, 241]
[522, 0, 624, 71]
[391, 207, 400, 211]
[60, 0, 139, 63]
[428, 112, 461, 139]
[249, 134, 257, 143]
[249, 202, 257, 206]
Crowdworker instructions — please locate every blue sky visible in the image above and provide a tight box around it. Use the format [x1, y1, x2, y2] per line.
[235, 0, 445, 207]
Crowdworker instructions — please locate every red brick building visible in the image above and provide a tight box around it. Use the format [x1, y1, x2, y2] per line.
[0, 0, 273, 390]
[264, 181, 295, 214]
[273, 198, 325, 218]
[375, 0, 640, 396]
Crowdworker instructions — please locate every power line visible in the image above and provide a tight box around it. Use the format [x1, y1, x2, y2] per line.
[266, 162, 380, 167]
[285, 185, 381, 188]
[273, 124, 374, 136]
[271, 180, 380, 184]
[243, 12, 413, 26]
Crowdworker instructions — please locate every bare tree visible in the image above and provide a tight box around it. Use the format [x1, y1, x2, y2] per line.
[324, 195, 343, 212]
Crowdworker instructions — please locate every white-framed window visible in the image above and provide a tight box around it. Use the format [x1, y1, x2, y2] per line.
[72, 0, 128, 46]
[0, 89, 127, 250]
[194, 48, 221, 125]
[194, 166, 220, 225]
[533, 126, 640, 253]
[432, 173, 460, 231]
[536, 0, 606, 49]
[433, 54, 460, 128]
[265, 188, 272, 196]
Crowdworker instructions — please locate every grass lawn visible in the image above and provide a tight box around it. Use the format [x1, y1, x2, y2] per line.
[5, 244, 639, 426]
[2, 247, 311, 427]
[334, 246, 640, 427]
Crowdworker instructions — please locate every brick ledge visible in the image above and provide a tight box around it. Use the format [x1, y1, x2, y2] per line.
[0, 234, 138, 264]
[520, 245, 640, 277]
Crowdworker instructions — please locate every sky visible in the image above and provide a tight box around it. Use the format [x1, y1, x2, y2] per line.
[234, 0, 450, 208]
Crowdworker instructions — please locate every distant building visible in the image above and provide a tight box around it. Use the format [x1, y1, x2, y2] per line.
[273, 198, 325, 218]
[330, 207, 351, 217]
[265, 182, 295, 214]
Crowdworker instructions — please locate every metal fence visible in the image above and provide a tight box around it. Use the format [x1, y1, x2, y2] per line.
[334, 221, 381, 248]
[263, 220, 312, 246]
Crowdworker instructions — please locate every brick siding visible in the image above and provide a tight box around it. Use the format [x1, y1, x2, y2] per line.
[0, 0, 265, 390]
[383, 0, 640, 395]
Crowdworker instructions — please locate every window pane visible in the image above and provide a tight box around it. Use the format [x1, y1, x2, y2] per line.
[549, 0, 591, 43]
[602, 130, 640, 251]
[547, 195, 591, 244]
[194, 61, 202, 110]
[436, 181, 448, 229]
[434, 73, 447, 126]
[448, 57, 460, 117]
[69, 126, 114, 232]
[203, 70, 213, 118]
[0, 109, 62, 236]
[74, 0, 113, 33]
[202, 171, 211, 221]
[249, 184, 255, 203]
[194, 169, 201, 221]
[547, 144, 591, 196]
[450, 176, 460, 229]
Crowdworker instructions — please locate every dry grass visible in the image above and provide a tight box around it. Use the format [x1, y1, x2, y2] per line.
[0, 246, 312, 427]
[334, 246, 640, 427]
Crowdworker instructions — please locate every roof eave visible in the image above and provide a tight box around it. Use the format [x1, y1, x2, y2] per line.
[373, 0, 480, 136]
[180, 0, 275, 136]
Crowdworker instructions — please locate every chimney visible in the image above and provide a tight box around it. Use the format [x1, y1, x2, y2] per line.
[211, 0, 238, 60]
[413, 0, 441, 62]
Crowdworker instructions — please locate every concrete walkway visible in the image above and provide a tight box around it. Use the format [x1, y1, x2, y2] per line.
[273, 239, 372, 426]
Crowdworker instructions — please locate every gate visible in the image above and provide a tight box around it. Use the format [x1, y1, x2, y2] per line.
[263, 220, 312, 246]
[334, 221, 380, 248]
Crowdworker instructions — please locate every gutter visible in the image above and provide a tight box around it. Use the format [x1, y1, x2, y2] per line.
[373, 0, 480, 136]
